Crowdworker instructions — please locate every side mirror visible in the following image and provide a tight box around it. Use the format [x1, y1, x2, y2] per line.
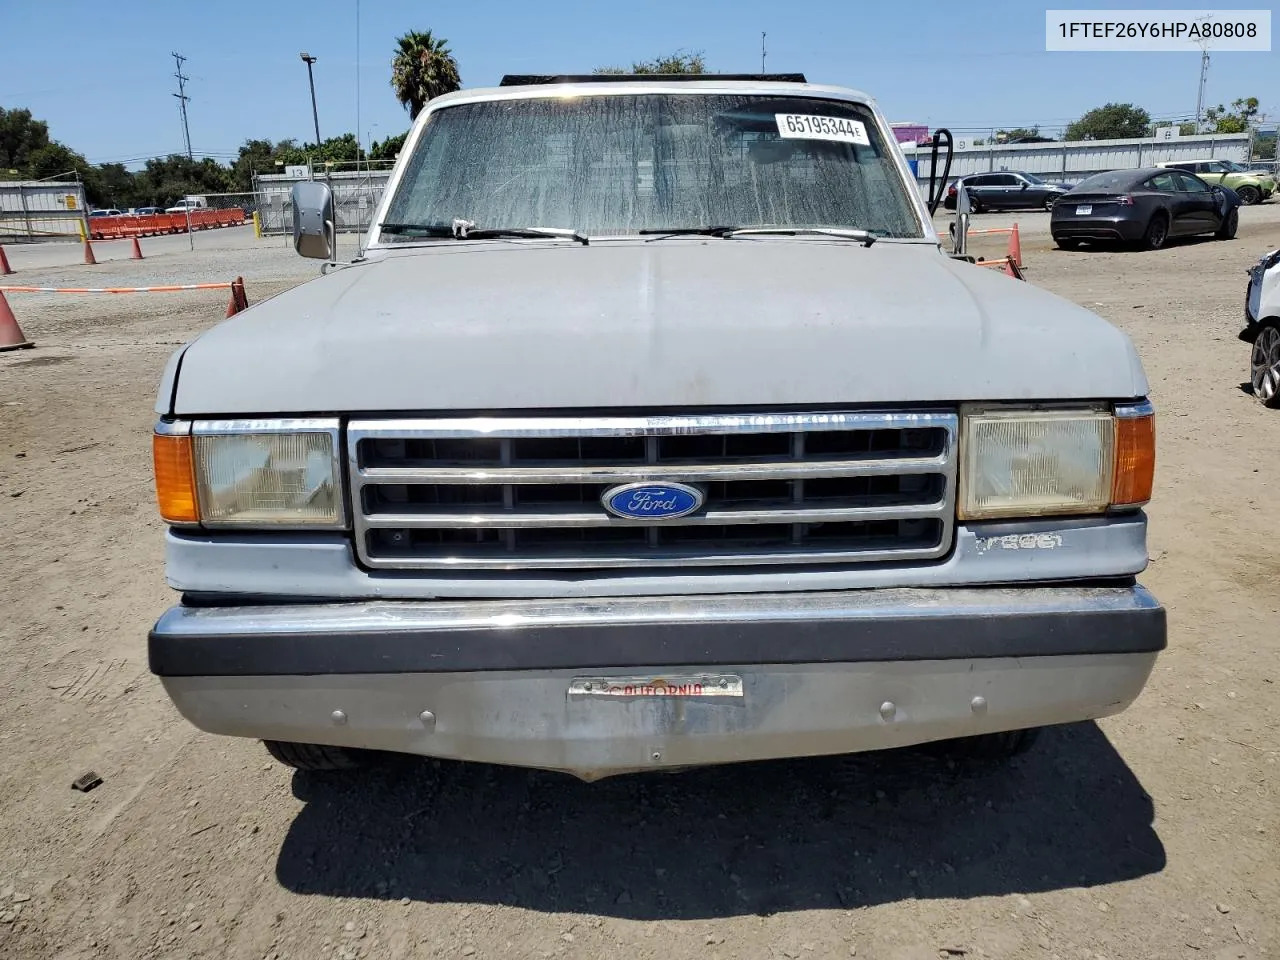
[1020, 182, 1029, 189]
[292, 180, 334, 260]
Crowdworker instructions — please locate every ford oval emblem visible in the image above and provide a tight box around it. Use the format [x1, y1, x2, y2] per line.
[602, 482, 704, 521]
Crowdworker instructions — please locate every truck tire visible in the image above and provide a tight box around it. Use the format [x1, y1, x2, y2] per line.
[945, 727, 1042, 760]
[262, 740, 369, 771]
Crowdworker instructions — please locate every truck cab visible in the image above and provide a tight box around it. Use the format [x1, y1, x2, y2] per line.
[149, 75, 1164, 781]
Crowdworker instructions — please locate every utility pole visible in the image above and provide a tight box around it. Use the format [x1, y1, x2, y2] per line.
[1193, 15, 1212, 134]
[172, 52, 192, 160]
[761, 32, 766, 73]
[1194, 44, 1211, 133]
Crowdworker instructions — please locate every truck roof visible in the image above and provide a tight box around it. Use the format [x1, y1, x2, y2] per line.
[499, 73, 808, 85]
[423, 79, 877, 112]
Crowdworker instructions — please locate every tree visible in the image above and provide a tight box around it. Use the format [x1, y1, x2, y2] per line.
[23, 141, 90, 182]
[391, 30, 461, 120]
[1064, 103, 1151, 141]
[231, 138, 281, 192]
[135, 155, 233, 207]
[995, 126, 1041, 141]
[595, 51, 706, 75]
[1204, 97, 1261, 134]
[0, 108, 54, 172]
[90, 162, 145, 209]
[370, 131, 407, 162]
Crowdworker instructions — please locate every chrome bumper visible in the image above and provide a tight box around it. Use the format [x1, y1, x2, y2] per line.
[151, 585, 1164, 780]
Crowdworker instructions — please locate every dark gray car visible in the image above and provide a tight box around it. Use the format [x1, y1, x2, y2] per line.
[944, 171, 1072, 212]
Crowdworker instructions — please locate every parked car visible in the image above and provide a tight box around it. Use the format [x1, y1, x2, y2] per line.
[89, 208, 123, 217]
[944, 171, 1071, 212]
[1051, 167, 1240, 250]
[148, 74, 1164, 781]
[1156, 160, 1275, 205]
[133, 206, 164, 216]
[1241, 246, 1280, 406]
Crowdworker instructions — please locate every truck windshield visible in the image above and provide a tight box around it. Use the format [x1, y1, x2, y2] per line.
[381, 93, 923, 239]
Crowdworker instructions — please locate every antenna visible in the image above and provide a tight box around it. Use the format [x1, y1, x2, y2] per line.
[172, 52, 192, 160]
[761, 32, 767, 73]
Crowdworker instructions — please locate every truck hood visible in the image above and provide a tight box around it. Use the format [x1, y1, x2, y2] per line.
[169, 240, 1147, 415]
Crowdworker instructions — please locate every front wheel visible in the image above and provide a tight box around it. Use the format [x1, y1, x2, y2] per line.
[1251, 324, 1280, 407]
[263, 740, 372, 771]
[1216, 208, 1239, 240]
[1043, 196, 1058, 212]
[1236, 185, 1261, 205]
[944, 727, 1042, 760]
[1142, 214, 1169, 250]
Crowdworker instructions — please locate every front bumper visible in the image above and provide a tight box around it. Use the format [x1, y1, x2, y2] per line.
[151, 585, 1165, 779]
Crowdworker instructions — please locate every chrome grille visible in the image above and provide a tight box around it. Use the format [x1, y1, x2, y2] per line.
[347, 412, 958, 570]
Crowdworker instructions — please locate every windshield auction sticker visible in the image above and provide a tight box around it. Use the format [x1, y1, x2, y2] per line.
[1046, 9, 1270, 50]
[775, 114, 870, 146]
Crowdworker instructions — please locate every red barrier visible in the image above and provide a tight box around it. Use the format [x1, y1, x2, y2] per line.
[87, 208, 246, 239]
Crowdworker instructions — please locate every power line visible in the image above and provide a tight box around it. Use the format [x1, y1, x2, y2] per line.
[172, 52, 193, 161]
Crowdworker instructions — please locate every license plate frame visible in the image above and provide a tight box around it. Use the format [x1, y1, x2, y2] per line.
[568, 674, 744, 699]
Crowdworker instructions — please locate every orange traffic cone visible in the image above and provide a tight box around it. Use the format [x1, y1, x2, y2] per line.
[224, 276, 248, 317]
[0, 245, 13, 276]
[83, 239, 97, 265]
[1008, 223, 1022, 268]
[0, 290, 33, 351]
[130, 236, 144, 260]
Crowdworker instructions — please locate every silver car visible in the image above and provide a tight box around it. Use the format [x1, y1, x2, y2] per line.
[148, 75, 1164, 781]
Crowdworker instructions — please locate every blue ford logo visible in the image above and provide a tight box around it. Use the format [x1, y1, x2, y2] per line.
[602, 482, 704, 520]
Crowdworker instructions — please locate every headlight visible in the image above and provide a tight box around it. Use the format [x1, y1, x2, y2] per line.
[153, 419, 344, 528]
[959, 404, 1153, 521]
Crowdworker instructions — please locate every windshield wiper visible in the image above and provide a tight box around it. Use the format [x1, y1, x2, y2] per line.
[378, 219, 589, 245]
[640, 226, 876, 246]
[638, 226, 739, 238]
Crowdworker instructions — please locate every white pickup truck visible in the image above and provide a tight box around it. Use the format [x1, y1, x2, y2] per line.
[164, 196, 207, 214]
[148, 74, 1164, 780]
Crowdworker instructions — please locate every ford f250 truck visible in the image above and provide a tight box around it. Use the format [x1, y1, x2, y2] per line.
[148, 75, 1164, 780]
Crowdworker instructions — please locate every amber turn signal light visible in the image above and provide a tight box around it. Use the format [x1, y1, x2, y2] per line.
[153, 431, 199, 524]
[1112, 411, 1155, 508]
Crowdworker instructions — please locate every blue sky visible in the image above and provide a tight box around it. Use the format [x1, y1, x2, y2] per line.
[2, 0, 1275, 166]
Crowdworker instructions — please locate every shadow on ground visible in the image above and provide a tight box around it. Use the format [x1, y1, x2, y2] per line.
[275, 722, 1163, 919]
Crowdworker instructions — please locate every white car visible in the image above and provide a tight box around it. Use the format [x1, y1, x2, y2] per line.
[165, 198, 207, 214]
[1243, 247, 1280, 405]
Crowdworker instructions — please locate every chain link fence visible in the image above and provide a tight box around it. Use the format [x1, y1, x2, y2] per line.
[252, 166, 392, 237]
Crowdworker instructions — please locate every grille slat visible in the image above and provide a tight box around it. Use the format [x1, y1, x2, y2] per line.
[349, 412, 958, 571]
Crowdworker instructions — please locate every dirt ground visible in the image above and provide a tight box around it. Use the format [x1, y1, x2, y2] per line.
[1, 209, 1279, 960]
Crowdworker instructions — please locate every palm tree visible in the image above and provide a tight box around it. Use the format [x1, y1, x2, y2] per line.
[391, 30, 462, 120]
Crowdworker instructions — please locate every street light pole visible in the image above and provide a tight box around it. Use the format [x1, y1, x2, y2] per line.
[299, 52, 334, 261]
[300, 53, 322, 152]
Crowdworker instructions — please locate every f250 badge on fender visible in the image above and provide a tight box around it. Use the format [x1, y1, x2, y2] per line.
[602, 482, 704, 520]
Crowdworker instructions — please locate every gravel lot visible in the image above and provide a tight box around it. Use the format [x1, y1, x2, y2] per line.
[1, 209, 1278, 960]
